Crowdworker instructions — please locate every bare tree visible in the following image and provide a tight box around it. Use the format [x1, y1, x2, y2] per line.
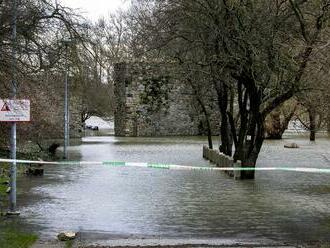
[126, 0, 330, 179]
[0, 0, 85, 150]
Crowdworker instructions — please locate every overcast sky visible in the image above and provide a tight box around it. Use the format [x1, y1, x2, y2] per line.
[60, 0, 130, 21]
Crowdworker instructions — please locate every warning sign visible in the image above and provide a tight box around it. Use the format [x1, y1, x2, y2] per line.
[1, 102, 10, 111]
[0, 99, 30, 122]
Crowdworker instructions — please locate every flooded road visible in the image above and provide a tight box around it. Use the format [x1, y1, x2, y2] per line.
[14, 133, 330, 243]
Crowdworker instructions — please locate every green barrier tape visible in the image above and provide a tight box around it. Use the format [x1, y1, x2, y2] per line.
[147, 163, 170, 169]
[1, 158, 330, 174]
[103, 161, 126, 167]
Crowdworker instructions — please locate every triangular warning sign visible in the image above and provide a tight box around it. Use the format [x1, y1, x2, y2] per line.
[1, 102, 10, 112]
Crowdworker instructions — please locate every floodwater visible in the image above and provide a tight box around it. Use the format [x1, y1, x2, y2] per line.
[12, 131, 330, 243]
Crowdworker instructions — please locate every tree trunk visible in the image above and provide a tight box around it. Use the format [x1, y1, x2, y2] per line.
[216, 81, 233, 156]
[201, 104, 213, 149]
[240, 151, 259, 179]
[231, 75, 265, 180]
[265, 105, 296, 140]
[235, 113, 265, 180]
[207, 121, 213, 149]
[309, 107, 316, 141]
[327, 107, 330, 136]
[190, 80, 213, 149]
[265, 110, 282, 139]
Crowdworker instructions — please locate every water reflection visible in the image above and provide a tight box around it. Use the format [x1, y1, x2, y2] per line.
[14, 134, 330, 242]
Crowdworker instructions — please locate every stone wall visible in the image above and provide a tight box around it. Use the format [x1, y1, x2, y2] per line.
[114, 62, 220, 137]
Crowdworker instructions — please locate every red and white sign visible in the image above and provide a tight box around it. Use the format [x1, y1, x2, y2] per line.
[0, 99, 30, 122]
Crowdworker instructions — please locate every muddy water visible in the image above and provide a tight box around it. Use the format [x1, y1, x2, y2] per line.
[13, 133, 330, 242]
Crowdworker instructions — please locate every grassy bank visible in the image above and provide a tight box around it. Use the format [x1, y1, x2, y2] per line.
[0, 147, 51, 210]
[0, 148, 43, 247]
[0, 161, 23, 215]
[0, 227, 38, 248]
[0, 174, 9, 214]
[0, 175, 39, 248]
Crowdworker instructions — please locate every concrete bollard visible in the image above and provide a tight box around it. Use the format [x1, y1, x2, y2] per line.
[202, 148, 237, 179]
[218, 153, 223, 167]
[234, 160, 242, 180]
[228, 157, 234, 177]
[229, 157, 234, 167]
[224, 155, 228, 167]
[215, 152, 221, 167]
[203, 146, 208, 158]
[207, 148, 211, 159]
[221, 154, 226, 168]
[211, 150, 216, 163]
[224, 156, 230, 176]
[209, 150, 213, 162]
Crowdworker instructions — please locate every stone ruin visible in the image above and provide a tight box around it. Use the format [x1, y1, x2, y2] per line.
[113, 62, 220, 137]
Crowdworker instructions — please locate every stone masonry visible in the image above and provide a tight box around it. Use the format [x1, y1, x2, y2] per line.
[114, 62, 220, 137]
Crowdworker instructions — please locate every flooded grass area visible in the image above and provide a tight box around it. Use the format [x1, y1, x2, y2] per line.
[0, 177, 8, 215]
[4, 133, 330, 244]
[0, 219, 38, 248]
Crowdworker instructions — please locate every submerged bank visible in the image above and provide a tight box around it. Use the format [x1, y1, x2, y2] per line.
[0, 226, 37, 248]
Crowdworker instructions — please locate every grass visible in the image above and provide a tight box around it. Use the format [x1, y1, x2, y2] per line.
[0, 167, 38, 248]
[65, 239, 74, 248]
[0, 175, 9, 215]
[0, 228, 38, 248]
[0, 176, 7, 195]
[0, 149, 42, 248]
[0, 161, 34, 214]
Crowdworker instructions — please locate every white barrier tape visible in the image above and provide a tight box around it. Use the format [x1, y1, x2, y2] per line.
[0, 158, 330, 174]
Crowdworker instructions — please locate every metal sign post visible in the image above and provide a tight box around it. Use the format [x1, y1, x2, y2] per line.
[63, 39, 73, 159]
[63, 45, 69, 159]
[63, 41, 70, 159]
[1, 98, 30, 216]
[7, 0, 19, 215]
